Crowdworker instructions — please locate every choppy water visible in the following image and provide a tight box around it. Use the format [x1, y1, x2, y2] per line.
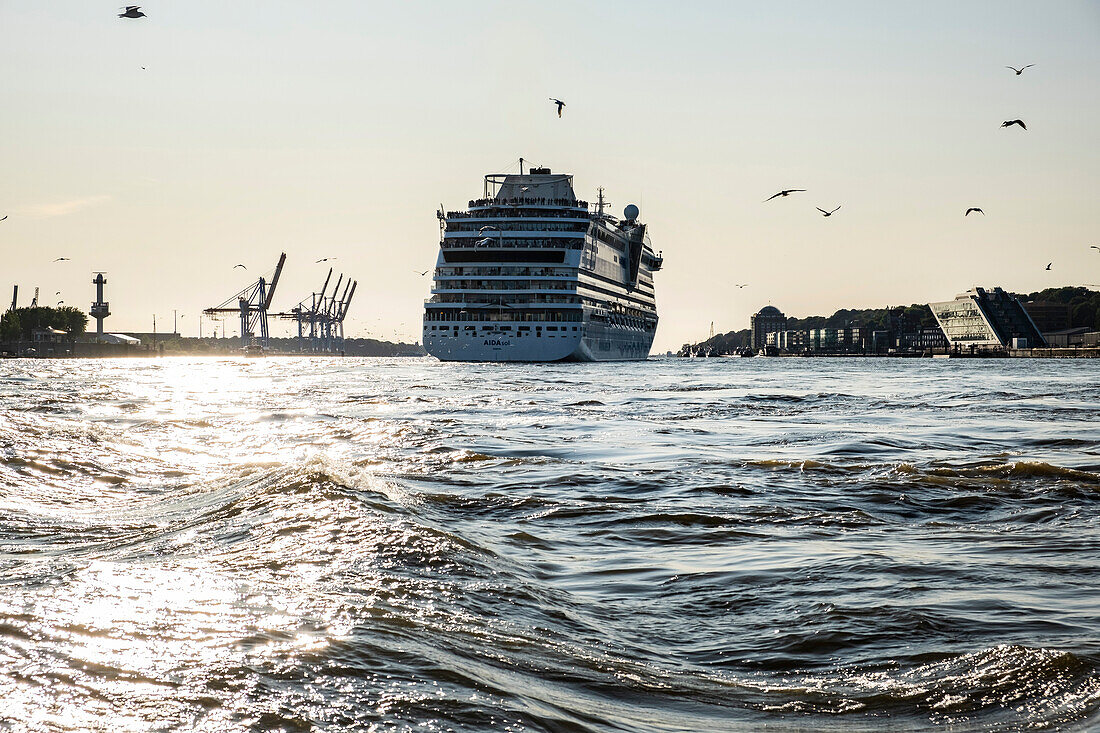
[1, 357, 1099, 732]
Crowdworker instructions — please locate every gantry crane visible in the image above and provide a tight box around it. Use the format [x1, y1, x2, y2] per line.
[203, 253, 286, 349]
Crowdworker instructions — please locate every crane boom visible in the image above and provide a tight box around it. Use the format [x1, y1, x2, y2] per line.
[263, 252, 287, 310]
[339, 281, 357, 320]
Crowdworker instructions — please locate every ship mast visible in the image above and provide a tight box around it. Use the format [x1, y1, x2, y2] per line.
[596, 187, 606, 217]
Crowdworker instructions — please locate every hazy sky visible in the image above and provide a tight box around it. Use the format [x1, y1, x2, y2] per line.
[2, 1, 1098, 350]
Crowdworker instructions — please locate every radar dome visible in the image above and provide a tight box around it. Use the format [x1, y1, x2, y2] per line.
[623, 204, 639, 221]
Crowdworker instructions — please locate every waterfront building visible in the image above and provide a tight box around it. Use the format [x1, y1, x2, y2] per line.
[1023, 301, 1072, 333]
[766, 330, 806, 352]
[928, 287, 1046, 348]
[807, 326, 866, 352]
[1044, 327, 1097, 348]
[750, 306, 786, 349]
[897, 326, 947, 351]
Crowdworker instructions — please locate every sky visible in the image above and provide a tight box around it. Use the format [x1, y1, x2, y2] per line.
[1, 0, 1098, 351]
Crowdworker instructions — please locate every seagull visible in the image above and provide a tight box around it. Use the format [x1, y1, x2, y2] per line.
[965, 207, 984, 216]
[549, 98, 566, 117]
[816, 205, 842, 217]
[118, 6, 145, 18]
[233, 264, 246, 269]
[733, 284, 748, 288]
[1001, 119, 1027, 130]
[1090, 246, 1099, 252]
[1046, 262, 1052, 270]
[414, 269, 430, 276]
[476, 237, 493, 247]
[478, 225, 499, 233]
[315, 257, 337, 263]
[0, 215, 7, 222]
[764, 189, 805, 202]
[53, 257, 70, 262]
[1006, 64, 1035, 76]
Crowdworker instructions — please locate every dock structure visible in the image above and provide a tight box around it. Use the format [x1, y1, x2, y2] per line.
[203, 253, 286, 349]
[276, 267, 357, 353]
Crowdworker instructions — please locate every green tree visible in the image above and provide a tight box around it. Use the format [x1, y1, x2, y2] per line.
[0, 311, 21, 341]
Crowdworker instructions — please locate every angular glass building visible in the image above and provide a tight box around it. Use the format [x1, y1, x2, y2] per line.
[928, 287, 1046, 348]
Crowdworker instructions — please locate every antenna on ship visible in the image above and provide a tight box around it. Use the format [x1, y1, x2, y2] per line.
[596, 187, 606, 217]
[520, 157, 524, 175]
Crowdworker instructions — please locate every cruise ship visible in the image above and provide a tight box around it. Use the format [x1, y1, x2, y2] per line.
[423, 166, 663, 362]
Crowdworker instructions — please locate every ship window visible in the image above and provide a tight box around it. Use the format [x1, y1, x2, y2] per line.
[547, 326, 558, 331]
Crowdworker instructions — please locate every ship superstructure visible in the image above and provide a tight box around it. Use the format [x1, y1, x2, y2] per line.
[423, 166, 662, 362]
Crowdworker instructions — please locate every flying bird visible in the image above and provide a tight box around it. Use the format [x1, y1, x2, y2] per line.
[118, 6, 145, 18]
[549, 98, 566, 117]
[764, 189, 805, 201]
[1090, 246, 1099, 252]
[1006, 64, 1035, 76]
[414, 269, 430, 276]
[1046, 262, 1052, 271]
[734, 284, 748, 288]
[53, 257, 70, 262]
[0, 215, 7, 222]
[315, 257, 337, 263]
[233, 264, 246, 269]
[965, 208, 984, 216]
[476, 238, 493, 247]
[816, 206, 842, 217]
[1001, 119, 1027, 130]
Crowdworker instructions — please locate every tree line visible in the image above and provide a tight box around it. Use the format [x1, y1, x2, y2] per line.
[0, 307, 88, 342]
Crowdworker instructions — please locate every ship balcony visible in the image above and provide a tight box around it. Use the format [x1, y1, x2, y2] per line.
[427, 294, 582, 306]
[431, 282, 576, 292]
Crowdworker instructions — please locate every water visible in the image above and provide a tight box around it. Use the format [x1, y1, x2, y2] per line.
[1, 357, 1099, 732]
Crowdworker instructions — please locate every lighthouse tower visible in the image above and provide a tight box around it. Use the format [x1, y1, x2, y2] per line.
[90, 273, 110, 336]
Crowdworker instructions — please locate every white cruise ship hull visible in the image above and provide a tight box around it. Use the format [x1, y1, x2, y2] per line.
[424, 319, 656, 362]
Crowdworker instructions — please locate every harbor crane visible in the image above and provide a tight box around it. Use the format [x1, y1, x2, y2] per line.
[203, 253, 286, 349]
[276, 267, 357, 353]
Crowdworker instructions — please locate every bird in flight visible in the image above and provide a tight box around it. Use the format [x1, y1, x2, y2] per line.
[0, 215, 7, 222]
[1006, 64, 1035, 76]
[1001, 119, 1027, 130]
[817, 206, 842, 217]
[315, 257, 337, 263]
[476, 237, 494, 247]
[53, 257, 70, 262]
[1046, 262, 1053, 270]
[233, 264, 246, 269]
[1090, 245, 1099, 252]
[965, 207, 984, 216]
[549, 98, 566, 118]
[414, 269, 430, 276]
[764, 189, 805, 202]
[118, 6, 145, 19]
[734, 283, 748, 288]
